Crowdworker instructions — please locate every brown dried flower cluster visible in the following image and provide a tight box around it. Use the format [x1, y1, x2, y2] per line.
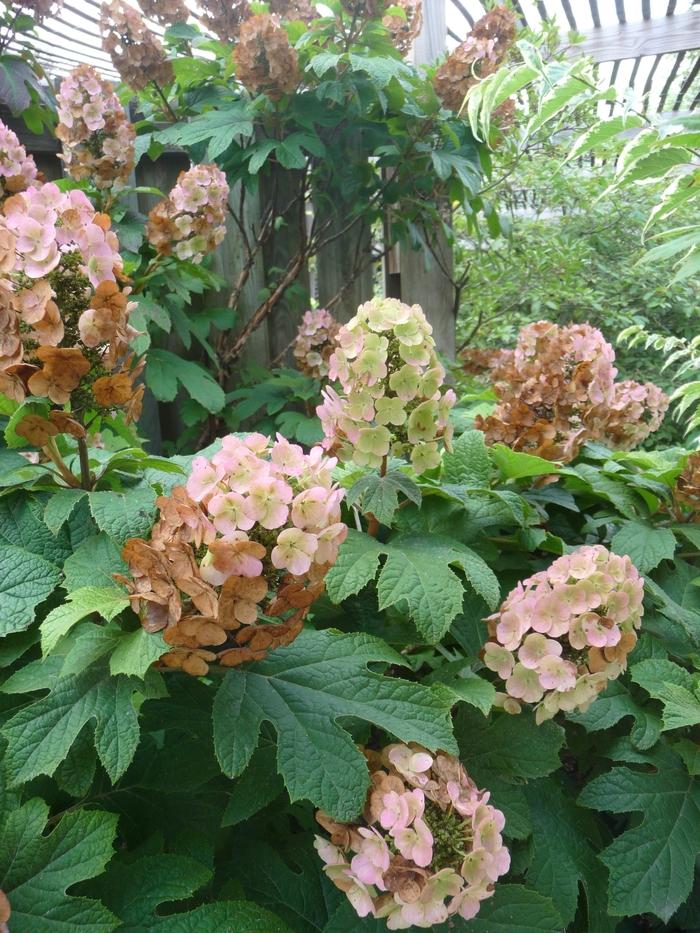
[433, 6, 516, 112]
[268, 0, 317, 22]
[117, 433, 347, 675]
[474, 321, 668, 463]
[233, 13, 300, 100]
[16, 0, 63, 26]
[460, 346, 514, 378]
[674, 451, 700, 511]
[383, 0, 422, 56]
[340, 0, 383, 18]
[137, 0, 188, 25]
[195, 0, 250, 42]
[101, 0, 174, 90]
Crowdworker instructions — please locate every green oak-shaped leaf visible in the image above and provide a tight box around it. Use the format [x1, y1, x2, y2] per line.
[0, 543, 61, 636]
[610, 520, 677, 573]
[325, 529, 499, 643]
[89, 853, 291, 932]
[213, 628, 457, 820]
[2, 665, 142, 784]
[89, 487, 157, 544]
[525, 780, 616, 932]
[442, 429, 491, 487]
[632, 658, 700, 730]
[0, 798, 118, 931]
[40, 586, 130, 655]
[458, 884, 563, 932]
[578, 747, 700, 921]
[346, 470, 421, 527]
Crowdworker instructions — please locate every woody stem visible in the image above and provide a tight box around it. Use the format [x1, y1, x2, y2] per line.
[77, 437, 92, 490]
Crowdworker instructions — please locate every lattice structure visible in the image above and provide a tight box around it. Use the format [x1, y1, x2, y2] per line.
[447, 0, 700, 114]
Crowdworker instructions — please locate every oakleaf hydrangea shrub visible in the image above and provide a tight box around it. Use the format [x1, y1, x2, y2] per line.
[118, 432, 347, 673]
[147, 163, 229, 262]
[314, 743, 509, 928]
[56, 64, 136, 193]
[0, 176, 142, 439]
[474, 320, 669, 462]
[317, 298, 455, 474]
[293, 307, 340, 379]
[484, 545, 644, 723]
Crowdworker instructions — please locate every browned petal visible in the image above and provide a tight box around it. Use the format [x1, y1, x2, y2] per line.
[15, 414, 59, 446]
[0, 889, 10, 924]
[48, 411, 86, 438]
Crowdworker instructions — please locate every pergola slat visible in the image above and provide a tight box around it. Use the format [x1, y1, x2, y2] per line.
[567, 11, 700, 62]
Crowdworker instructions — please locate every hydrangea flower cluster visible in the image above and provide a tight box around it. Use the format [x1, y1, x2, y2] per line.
[597, 380, 669, 451]
[138, 0, 188, 25]
[118, 433, 347, 674]
[233, 13, 301, 100]
[293, 308, 340, 379]
[675, 451, 700, 510]
[147, 164, 229, 262]
[56, 64, 136, 192]
[101, 0, 174, 90]
[433, 6, 516, 111]
[476, 321, 668, 462]
[483, 545, 644, 724]
[0, 181, 142, 431]
[382, 0, 422, 56]
[314, 743, 509, 928]
[316, 298, 455, 475]
[0, 120, 39, 205]
[195, 0, 251, 42]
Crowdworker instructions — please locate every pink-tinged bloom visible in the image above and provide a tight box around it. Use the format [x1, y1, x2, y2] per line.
[506, 663, 544, 703]
[350, 828, 391, 887]
[483, 642, 515, 679]
[271, 527, 318, 576]
[387, 745, 434, 785]
[200, 533, 265, 583]
[314, 522, 348, 565]
[207, 491, 255, 534]
[291, 486, 331, 529]
[517, 633, 561, 669]
[392, 869, 462, 929]
[393, 817, 433, 867]
[244, 477, 292, 529]
[271, 434, 306, 476]
[537, 656, 578, 692]
[186, 456, 225, 502]
[379, 788, 424, 832]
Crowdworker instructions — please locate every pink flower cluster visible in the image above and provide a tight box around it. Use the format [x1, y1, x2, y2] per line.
[316, 299, 456, 474]
[56, 64, 136, 192]
[293, 307, 339, 379]
[484, 545, 644, 724]
[314, 743, 509, 928]
[3, 182, 121, 285]
[0, 120, 38, 203]
[147, 163, 229, 263]
[185, 432, 347, 580]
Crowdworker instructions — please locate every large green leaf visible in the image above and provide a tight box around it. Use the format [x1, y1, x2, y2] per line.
[442, 429, 491, 486]
[90, 852, 290, 932]
[0, 798, 118, 931]
[146, 349, 225, 413]
[89, 488, 157, 544]
[212, 628, 457, 820]
[0, 492, 73, 564]
[525, 781, 615, 932]
[610, 520, 677, 573]
[0, 542, 61, 636]
[62, 533, 127, 592]
[632, 658, 700, 730]
[40, 586, 130, 655]
[579, 748, 700, 921]
[2, 665, 142, 783]
[463, 885, 562, 932]
[345, 470, 421, 526]
[325, 529, 499, 642]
